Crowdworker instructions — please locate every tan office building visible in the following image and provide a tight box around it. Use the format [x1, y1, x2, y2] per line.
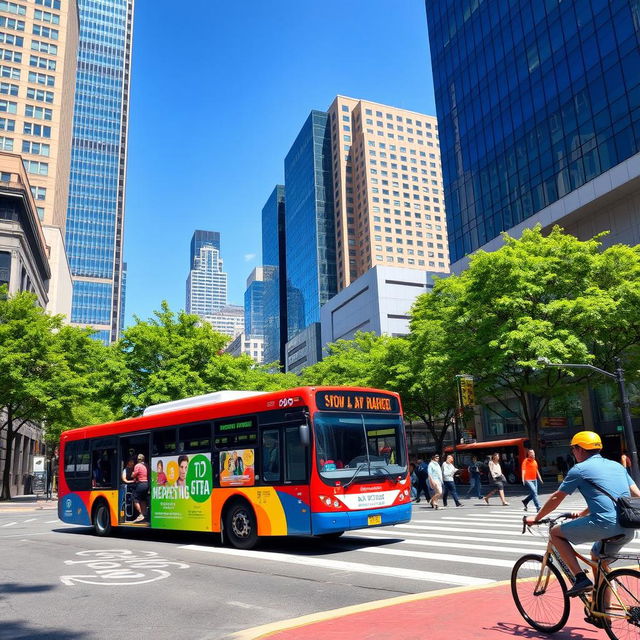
[0, 0, 78, 231]
[327, 96, 449, 290]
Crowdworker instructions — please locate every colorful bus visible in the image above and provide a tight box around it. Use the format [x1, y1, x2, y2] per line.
[58, 387, 412, 549]
[445, 437, 530, 485]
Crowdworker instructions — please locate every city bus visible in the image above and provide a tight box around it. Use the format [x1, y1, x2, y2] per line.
[445, 437, 530, 485]
[58, 386, 412, 549]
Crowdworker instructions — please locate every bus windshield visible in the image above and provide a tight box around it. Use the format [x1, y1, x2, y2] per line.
[313, 412, 406, 483]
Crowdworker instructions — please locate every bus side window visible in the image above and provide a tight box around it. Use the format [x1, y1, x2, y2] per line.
[262, 429, 281, 483]
[91, 440, 116, 489]
[153, 429, 177, 457]
[67, 440, 91, 491]
[285, 426, 307, 484]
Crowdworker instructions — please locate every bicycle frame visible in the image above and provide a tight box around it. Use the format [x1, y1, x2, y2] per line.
[532, 518, 638, 625]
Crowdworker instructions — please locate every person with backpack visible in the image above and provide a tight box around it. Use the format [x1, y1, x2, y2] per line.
[466, 455, 483, 500]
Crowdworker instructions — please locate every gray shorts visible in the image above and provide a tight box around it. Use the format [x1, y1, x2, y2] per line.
[560, 516, 635, 558]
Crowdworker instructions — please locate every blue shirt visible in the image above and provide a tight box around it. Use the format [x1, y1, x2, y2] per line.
[559, 454, 634, 524]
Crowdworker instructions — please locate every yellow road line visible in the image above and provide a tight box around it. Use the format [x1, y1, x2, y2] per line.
[228, 578, 513, 640]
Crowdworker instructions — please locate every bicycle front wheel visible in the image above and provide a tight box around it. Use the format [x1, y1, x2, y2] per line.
[597, 567, 640, 640]
[511, 553, 570, 633]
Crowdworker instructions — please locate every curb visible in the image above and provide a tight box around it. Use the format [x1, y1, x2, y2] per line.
[226, 578, 512, 640]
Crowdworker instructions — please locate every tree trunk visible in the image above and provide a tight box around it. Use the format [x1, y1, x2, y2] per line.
[0, 406, 14, 500]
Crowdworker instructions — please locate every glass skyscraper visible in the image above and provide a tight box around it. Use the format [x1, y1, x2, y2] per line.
[65, 0, 134, 343]
[186, 230, 228, 317]
[284, 110, 337, 340]
[244, 267, 264, 337]
[261, 185, 287, 366]
[425, 0, 640, 266]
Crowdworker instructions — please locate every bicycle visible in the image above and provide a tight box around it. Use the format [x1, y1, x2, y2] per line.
[511, 512, 640, 639]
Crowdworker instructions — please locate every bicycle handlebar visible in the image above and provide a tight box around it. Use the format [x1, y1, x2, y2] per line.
[521, 512, 574, 534]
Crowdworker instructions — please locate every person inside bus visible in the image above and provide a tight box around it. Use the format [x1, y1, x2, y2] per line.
[132, 453, 149, 523]
[121, 457, 135, 484]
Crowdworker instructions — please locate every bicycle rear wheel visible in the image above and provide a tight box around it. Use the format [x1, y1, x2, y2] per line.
[511, 553, 570, 633]
[597, 567, 640, 640]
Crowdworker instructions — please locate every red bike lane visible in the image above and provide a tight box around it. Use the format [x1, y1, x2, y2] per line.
[232, 581, 609, 640]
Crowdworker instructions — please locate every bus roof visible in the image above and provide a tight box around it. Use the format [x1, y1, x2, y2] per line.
[447, 437, 529, 451]
[142, 391, 267, 416]
[60, 386, 402, 443]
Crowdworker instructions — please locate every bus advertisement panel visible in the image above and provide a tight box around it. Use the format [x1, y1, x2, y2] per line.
[150, 453, 213, 531]
[58, 387, 412, 549]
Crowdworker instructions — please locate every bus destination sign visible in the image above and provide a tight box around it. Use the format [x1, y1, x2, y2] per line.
[217, 418, 255, 432]
[316, 390, 399, 413]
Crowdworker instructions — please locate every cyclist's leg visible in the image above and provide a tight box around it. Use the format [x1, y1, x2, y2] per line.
[551, 522, 586, 576]
[593, 532, 634, 611]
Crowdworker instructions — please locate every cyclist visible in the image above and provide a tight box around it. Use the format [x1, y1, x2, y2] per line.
[525, 430, 640, 597]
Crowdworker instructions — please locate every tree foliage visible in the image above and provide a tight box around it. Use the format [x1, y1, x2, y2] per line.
[0, 288, 115, 499]
[411, 226, 640, 446]
[115, 302, 298, 417]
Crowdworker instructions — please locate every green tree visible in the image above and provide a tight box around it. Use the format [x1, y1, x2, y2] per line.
[0, 288, 116, 499]
[116, 302, 298, 416]
[411, 226, 640, 448]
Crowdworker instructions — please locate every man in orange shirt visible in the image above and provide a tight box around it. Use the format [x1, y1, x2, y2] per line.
[521, 449, 544, 512]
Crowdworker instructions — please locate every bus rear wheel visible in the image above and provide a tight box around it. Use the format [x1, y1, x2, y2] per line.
[224, 500, 258, 550]
[93, 501, 112, 537]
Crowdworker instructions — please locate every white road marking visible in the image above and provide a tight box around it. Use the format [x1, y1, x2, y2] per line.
[350, 533, 545, 554]
[46, 520, 59, 523]
[352, 529, 548, 547]
[441, 517, 523, 527]
[354, 545, 515, 568]
[180, 544, 493, 587]
[23, 518, 37, 523]
[1, 522, 17, 527]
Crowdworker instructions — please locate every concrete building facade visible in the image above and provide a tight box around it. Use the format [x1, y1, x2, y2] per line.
[320, 265, 436, 347]
[225, 332, 264, 364]
[205, 304, 244, 339]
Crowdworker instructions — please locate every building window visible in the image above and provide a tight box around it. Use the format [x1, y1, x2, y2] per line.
[22, 140, 49, 156]
[0, 250, 10, 286]
[23, 122, 50, 137]
[0, 32, 22, 46]
[0, 16, 24, 31]
[30, 185, 46, 200]
[31, 40, 57, 55]
[0, 2, 26, 15]
[32, 24, 58, 39]
[35, 0, 61, 8]
[33, 10, 60, 24]
[26, 86, 53, 103]
[0, 64, 19, 79]
[0, 135, 12, 150]
[27, 70, 54, 86]
[29, 54, 55, 70]
[22, 159, 48, 175]
[24, 104, 52, 120]
[0, 117, 14, 131]
[0, 99, 16, 113]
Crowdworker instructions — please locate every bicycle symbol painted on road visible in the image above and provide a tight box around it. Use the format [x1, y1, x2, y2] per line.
[60, 549, 189, 586]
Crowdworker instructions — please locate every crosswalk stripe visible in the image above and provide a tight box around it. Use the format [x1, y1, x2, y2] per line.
[23, 518, 37, 523]
[360, 529, 549, 548]
[1, 521, 17, 527]
[354, 545, 515, 568]
[350, 533, 543, 556]
[179, 544, 493, 587]
[400, 523, 525, 535]
[46, 519, 58, 524]
[441, 517, 523, 527]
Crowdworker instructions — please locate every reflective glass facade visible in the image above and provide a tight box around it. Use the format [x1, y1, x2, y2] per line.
[284, 111, 336, 340]
[65, 0, 133, 342]
[426, 0, 640, 263]
[244, 278, 264, 337]
[191, 230, 220, 268]
[261, 185, 286, 365]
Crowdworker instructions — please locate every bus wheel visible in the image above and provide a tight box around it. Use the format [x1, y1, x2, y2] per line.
[224, 500, 258, 550]
[93, 501, 112, 537]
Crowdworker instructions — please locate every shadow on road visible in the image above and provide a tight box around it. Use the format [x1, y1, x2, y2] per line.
[0, 620, 87, 639]
[0, 582, 54, 600]
[484, 621, 603, 639]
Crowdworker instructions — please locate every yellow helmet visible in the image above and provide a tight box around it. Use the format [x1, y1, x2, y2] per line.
[571, 431, 602, 450]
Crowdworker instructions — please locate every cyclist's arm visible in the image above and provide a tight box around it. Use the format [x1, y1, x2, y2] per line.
[630, 483, 640, 498]
[528, 489, 568, 525]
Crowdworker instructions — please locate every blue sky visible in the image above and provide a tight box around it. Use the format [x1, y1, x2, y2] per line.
[123, 0, 436, 326]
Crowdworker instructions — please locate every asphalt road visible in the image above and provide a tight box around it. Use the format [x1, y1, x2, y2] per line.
[0, 488, 594, 640]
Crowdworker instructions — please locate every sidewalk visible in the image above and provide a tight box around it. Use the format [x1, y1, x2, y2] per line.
[230, 580, 608, 640]
[0, 494, 58, 511]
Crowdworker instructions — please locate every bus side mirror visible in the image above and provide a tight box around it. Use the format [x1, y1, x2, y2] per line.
[299, 423, 310, 448]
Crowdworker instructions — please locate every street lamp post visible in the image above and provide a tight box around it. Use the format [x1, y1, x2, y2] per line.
[537, 357, 640, 482]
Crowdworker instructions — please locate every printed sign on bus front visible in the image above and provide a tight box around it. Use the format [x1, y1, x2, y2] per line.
[150, 452, 212, 531]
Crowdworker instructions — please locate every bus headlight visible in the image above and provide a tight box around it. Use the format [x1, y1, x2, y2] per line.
[333, 500, 340, 508]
